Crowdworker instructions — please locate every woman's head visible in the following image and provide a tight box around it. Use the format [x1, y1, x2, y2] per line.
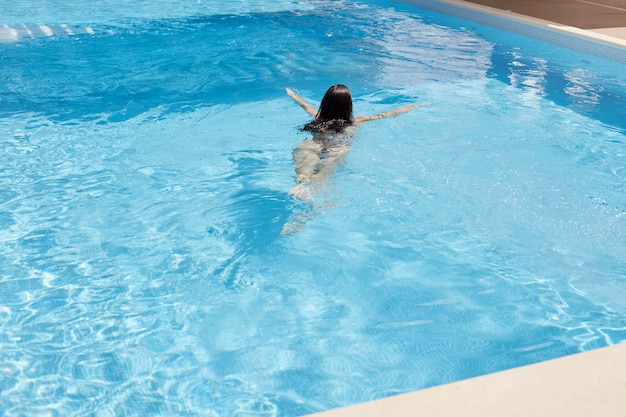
[303, 84, 353, 133]
[317, 84, 353, 122]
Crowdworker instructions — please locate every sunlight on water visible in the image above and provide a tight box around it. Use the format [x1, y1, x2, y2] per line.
[0, 0, 314, 27]
[1, 0, 625, 416]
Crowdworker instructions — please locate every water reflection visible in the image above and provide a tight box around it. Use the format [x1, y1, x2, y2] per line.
[563, 68, 603, 108]
[507, 51, 548, 98]
[488, 45, 625, 132]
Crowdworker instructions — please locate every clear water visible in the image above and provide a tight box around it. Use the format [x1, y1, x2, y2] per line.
[1, 0, 626, 416]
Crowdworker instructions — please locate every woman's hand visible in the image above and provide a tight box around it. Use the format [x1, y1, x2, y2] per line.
[286, 88, 318, 117]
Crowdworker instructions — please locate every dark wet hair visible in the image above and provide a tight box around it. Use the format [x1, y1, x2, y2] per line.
[303, 84, 354, 133]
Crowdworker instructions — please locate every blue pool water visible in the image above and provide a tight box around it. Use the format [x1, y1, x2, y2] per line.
[1, 0, 626, 415]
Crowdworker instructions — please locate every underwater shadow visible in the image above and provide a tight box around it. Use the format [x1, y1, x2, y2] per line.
[207, 151, 295, 289]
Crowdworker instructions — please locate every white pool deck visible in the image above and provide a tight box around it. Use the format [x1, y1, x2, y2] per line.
[306, 1, 626, 416]
[308, 343, 626, 417]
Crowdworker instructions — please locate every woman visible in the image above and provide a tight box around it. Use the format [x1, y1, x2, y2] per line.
[287, 84, 421, 132]
[281, 85, 426, 234]
[286, 84, 425, 197]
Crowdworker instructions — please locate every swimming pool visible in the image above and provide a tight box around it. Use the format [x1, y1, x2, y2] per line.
[1, 0, 625, 415]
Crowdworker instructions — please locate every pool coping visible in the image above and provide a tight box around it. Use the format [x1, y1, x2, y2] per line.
[304, 1, 626, 416]
[305, 343, 626, 417]
[400, 0, 626, 63]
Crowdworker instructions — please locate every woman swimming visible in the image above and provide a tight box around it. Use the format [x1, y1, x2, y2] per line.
[287, 84, 421, 129]
[286, 84, 425, 197]
[281, 84, 426, 234]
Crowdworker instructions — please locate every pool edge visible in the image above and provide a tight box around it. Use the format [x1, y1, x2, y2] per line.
[397, 0, 626, 63]
[304, 342, 626, 417]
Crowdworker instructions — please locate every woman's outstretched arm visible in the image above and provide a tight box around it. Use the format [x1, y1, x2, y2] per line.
[286, 88, 318, 117]
[353, 102, 428, 124]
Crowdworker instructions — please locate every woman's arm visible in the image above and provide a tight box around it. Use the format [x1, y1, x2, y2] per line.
[286, 88, 318, 117]
[353, 102, 428, 124]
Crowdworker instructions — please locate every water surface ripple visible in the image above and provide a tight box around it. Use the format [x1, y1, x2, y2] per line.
[1, 1, 626, 416]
